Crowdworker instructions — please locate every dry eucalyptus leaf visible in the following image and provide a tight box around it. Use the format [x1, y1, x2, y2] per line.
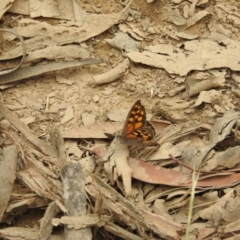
[0, 59, 103, 85]
[175, 32, 198, 40]
[29, 0, 60, 18]
[61, 106, 74, 124]
[160, 5, 186, 26]
[182, 111, 240, 170]
[4, 2, 131, 55]
[185, 10, 210, 28]
[193, 190, 240, 227]
[24, 45, 90, 63]
[79, 155, 96, 174]
[64, 139, 83, 158]
[119, 23, 145, 41]
[194, 90, 221, 107]
[201, 146, 240, 172]
[145, 44, 174, 55]
[153, 101, 189, 123]
[82, 113, 96, 126]
[106, 32, 139, 52]
[229, 81, 240, 98]
[149, 140, 191, 160]
[20, 116, 35, 125]
[8, 0, 29, 15]
[127, 39, 240, 76]
[0, 0, 13, 19]
[187, 76, 225, 97]
[153, 199, 173, 221]
[56, 75, 74, 85]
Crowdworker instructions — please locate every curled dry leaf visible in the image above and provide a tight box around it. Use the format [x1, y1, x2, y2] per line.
[201, 146, 240, 172]
[0, 29, 26, 76]
[182, 111, 240, 170]
[90, 58, 130, 86]
[187, 75, 225, 97]
[193, 189, 240, 227]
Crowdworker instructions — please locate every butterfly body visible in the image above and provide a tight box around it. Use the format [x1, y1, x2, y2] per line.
[120, 100, 158, 147]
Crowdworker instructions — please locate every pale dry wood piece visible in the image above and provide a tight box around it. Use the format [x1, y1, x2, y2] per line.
[61, 162, 92, 240]
[104, 222, 145, 240]
[0, 227, 64, 240]
[52, 214, 101, 228]
[90, 58, 130, 86]
[0, 145, 17, 221]
[86, 175, 183, 239]
[0, 58, 103, 85]
[39, 201, 61, 240]
[0, 102, 54, 156]
[6, 193, 49, 214]
[50, 127, 67, 168]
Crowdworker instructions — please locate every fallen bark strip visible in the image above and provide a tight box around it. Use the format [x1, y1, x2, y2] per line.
[0, 102, 55, 156]
[0, 145, 18, 221]
[104, 222, 145, 240]
[0, 58, 103, 85]
[0, 227, 64, 240]
[39, 201, 61, 240]
[61, 162, 92, 240]
[86, 175, 184, 239]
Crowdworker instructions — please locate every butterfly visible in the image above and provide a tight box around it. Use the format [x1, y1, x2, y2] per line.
[120, 100, 159, 147]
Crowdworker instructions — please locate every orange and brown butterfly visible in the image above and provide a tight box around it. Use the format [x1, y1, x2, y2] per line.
[119, 100, 159, 147]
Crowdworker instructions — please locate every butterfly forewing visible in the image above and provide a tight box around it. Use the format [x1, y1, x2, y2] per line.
[121, 100, 158, 146]
[122, 100, 147, 137]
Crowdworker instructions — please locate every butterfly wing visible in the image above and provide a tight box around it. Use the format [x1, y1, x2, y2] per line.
[121, 100, 158, 147]
[122, 100, 147, 139]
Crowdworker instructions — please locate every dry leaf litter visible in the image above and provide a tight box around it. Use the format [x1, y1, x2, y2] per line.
[1, 0, 240, 239]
